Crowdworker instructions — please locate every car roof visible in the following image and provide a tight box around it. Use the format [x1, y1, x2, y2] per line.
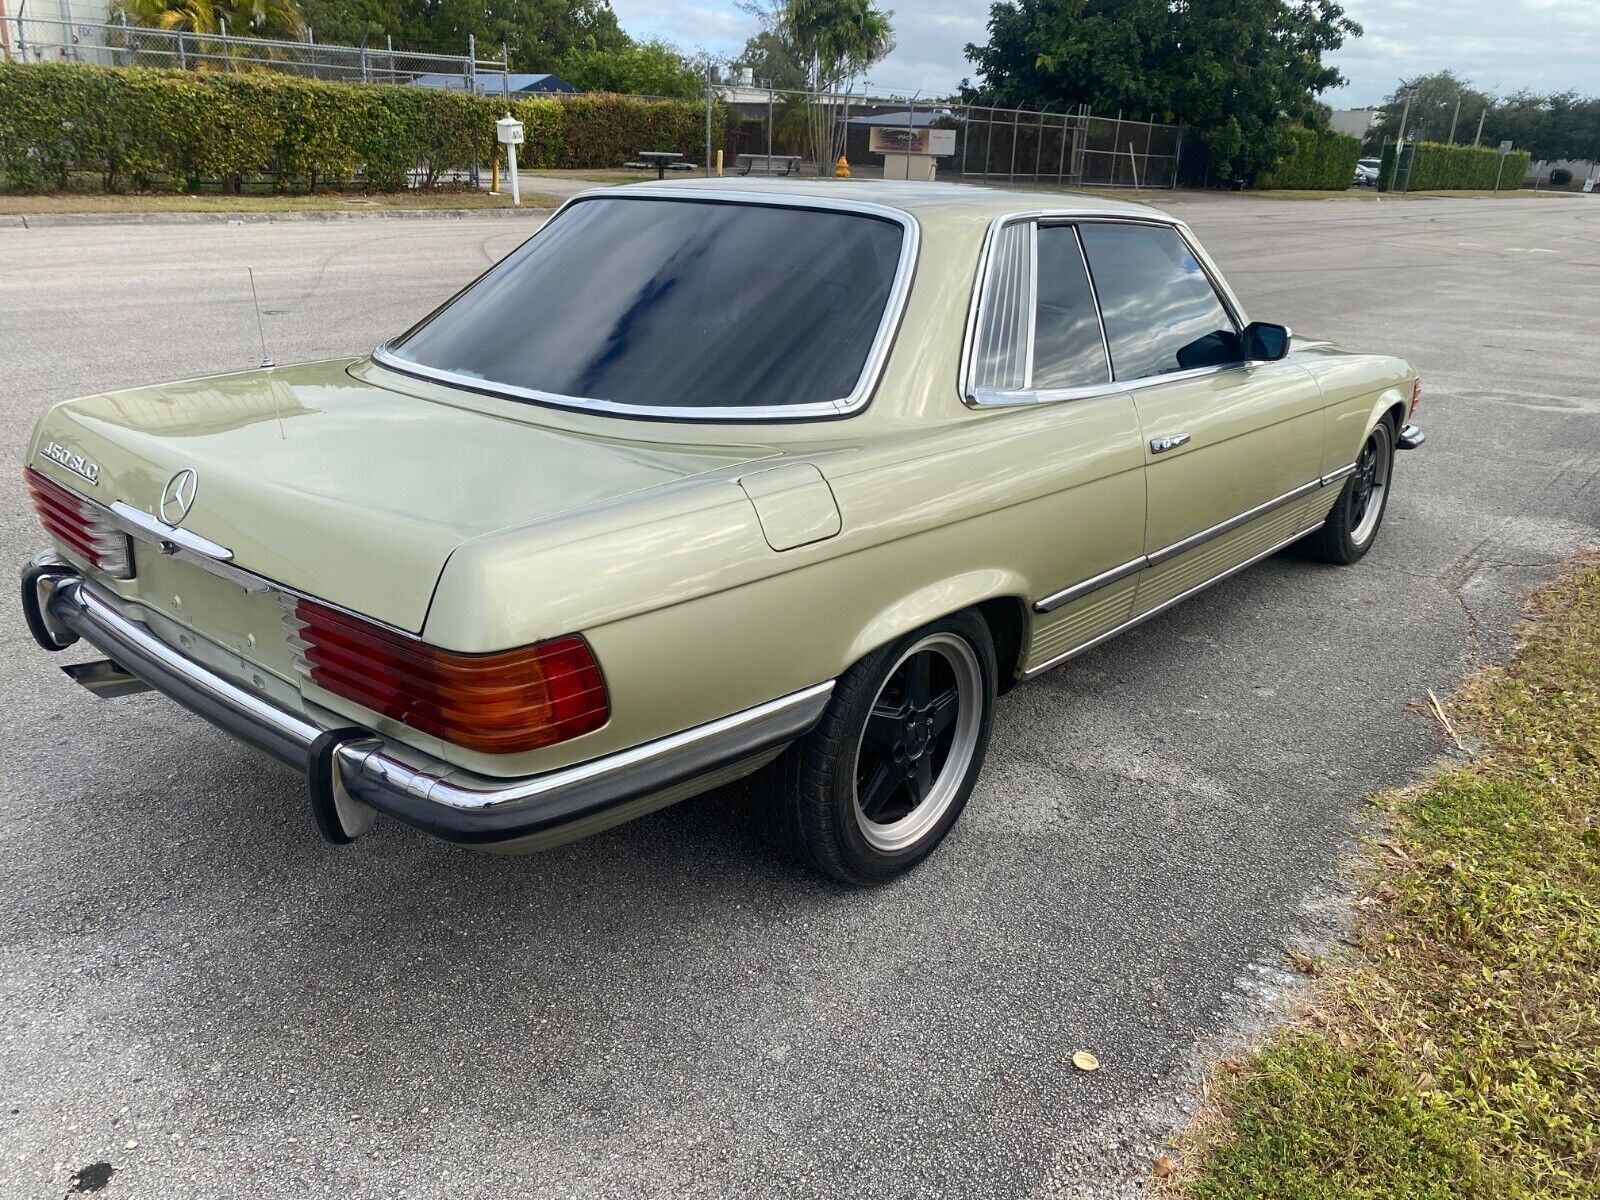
[587, 176, 1174, 224]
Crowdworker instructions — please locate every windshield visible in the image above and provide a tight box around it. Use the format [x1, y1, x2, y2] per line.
[384, 196, 908, 415]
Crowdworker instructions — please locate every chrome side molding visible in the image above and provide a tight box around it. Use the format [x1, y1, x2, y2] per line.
[1023, 519, 1327, 678]
[1149, 433, 1191, 454]
[1031, 462, 1356, 616]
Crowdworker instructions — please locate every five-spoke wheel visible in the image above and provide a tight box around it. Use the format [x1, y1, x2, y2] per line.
[765, 611, 997, 885]
[853, 632, 985, 854]
[1309, 415, 1396, 564]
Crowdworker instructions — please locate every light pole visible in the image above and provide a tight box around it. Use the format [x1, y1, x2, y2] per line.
[1392, 79, 1415, 192]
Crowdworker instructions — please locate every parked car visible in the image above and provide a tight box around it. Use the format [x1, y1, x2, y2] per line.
[1354, 157, 1382, 186]
[21, 181, 1423, 884]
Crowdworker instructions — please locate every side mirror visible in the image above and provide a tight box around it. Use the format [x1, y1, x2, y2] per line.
[1242, 321, 1291, 361]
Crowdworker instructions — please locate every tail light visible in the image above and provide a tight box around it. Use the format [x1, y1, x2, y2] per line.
[25, 467, 133, 579]
[284, 596, 609, 754]
[1409, 378, 1421, 417]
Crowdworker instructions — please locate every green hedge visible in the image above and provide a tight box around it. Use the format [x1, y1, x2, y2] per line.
[1378, 140, 1531, 192]
[0, 62, 721, 192]
[1254, 126, 1361, 190]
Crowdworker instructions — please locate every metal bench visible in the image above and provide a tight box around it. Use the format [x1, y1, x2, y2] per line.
[736, 154, 803, 177]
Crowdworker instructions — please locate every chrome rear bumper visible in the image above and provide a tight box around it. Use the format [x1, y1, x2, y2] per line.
[22, 557, 832, 846]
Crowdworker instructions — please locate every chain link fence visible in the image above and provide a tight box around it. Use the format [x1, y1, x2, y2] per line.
[718, 86, 1184, 189]
[2, 15, 505, 89]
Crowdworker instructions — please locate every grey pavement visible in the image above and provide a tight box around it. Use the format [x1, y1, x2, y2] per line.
[1, 193, 1597, 1199]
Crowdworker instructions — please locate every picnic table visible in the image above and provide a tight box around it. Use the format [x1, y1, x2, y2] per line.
[624, 151, 694, 180]
[735, 153, 803, 177]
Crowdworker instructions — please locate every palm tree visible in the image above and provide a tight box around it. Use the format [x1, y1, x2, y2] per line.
[111, 0, 304, 40]
[775, 0, 894, 172]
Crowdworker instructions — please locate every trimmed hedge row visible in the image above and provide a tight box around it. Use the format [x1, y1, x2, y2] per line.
[1378, 140, 1531, 192]
[0, 62, 721, 192]
[1254, 126, 1361, 190]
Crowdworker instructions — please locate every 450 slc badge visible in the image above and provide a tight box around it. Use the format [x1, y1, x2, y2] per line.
[39, 441, 100, 486]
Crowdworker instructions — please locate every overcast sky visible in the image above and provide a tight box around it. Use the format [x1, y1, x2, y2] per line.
[610, 0, 1598, 107]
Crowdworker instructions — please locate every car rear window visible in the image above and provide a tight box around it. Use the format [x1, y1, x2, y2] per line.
[384, 197, 907, 414]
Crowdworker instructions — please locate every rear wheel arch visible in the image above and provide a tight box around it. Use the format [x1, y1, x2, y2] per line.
[839, 571, 1032, 680]
[973, 596, 1027, 694]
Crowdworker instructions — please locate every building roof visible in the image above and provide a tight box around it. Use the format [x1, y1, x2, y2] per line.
[843, 111, 951, 128]
[412, 72, 577, 95]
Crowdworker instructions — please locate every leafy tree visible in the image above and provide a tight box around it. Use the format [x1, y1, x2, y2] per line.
[558, 38, 703, 98]
[735, 27, 809, 90]
[963, 0, 1361, 182]
[1482, 89, 1600, 162]
[406, 0, 628, 66]
[1368, 71, 1493, 150]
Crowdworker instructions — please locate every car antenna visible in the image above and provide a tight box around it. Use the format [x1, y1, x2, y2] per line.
[247, 267, 287, 439]
[247, 266, 274, 370]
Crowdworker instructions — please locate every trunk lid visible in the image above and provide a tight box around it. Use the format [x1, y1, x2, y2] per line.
[32, 359, 774, 633]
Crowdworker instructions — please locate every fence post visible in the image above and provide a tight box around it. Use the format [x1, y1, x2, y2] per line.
[704, 62, 713, 178]
[177, 29, 186, 69]
[386, 33, 393, 83]
[468, 33, 479, 185]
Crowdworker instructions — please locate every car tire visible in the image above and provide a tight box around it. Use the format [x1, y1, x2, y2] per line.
[1308, 415, 1396, 565]
[763, 611, 998, 886]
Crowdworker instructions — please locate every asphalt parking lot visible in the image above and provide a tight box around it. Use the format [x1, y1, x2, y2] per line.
[2, 192, 1597, 1199]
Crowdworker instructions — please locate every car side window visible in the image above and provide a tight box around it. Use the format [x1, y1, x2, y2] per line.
[1033, 226, 1111, 391]
[1076, 223, 1240, 382]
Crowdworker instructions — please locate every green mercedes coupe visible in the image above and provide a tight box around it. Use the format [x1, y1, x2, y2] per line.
[20, 180, 1422, 884]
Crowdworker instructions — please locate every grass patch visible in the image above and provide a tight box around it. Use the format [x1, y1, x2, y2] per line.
[0, 190, 560, 216]
[1171, 556, 1600, 1199]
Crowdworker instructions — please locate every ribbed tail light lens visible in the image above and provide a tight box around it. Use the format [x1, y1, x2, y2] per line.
[25, 466, 134, 579]
[284, 596, 609, 754]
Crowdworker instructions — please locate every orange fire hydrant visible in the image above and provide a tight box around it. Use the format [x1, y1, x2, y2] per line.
[835, 156, 851, 178]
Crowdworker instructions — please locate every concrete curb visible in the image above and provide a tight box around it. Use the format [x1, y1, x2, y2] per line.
[1, 205, 556, 229]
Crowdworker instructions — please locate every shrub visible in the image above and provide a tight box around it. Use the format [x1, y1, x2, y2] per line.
[1378, 140, 1532, 191]
[1254, 125, 1362, 190]
[0, 62, 724, 193]
[1549, 166, 1573, 186]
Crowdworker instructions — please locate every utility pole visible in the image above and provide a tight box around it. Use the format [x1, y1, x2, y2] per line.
[1473, 107, 1486, 147]
[1447, 96, 1461, 143]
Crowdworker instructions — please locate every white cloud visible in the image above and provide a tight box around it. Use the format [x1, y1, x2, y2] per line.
[605, 0, 1599, 105]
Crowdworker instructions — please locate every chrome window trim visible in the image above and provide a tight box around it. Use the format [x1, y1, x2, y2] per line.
[372, 188, 921, 423]
[961, 211, 1255, 410]
[1030, 461, 1356, 615]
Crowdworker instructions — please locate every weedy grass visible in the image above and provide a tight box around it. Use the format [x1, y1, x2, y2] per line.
[1170, 556, 1600, 1199]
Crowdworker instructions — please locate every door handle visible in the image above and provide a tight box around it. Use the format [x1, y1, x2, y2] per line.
[1150, 433, 1191, 454]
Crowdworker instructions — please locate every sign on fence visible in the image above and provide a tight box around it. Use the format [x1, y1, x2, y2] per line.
[867, 127, 956, 157]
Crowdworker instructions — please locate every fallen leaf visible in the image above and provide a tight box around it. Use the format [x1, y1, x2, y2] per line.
[1151, 1155, 1175, 1179]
